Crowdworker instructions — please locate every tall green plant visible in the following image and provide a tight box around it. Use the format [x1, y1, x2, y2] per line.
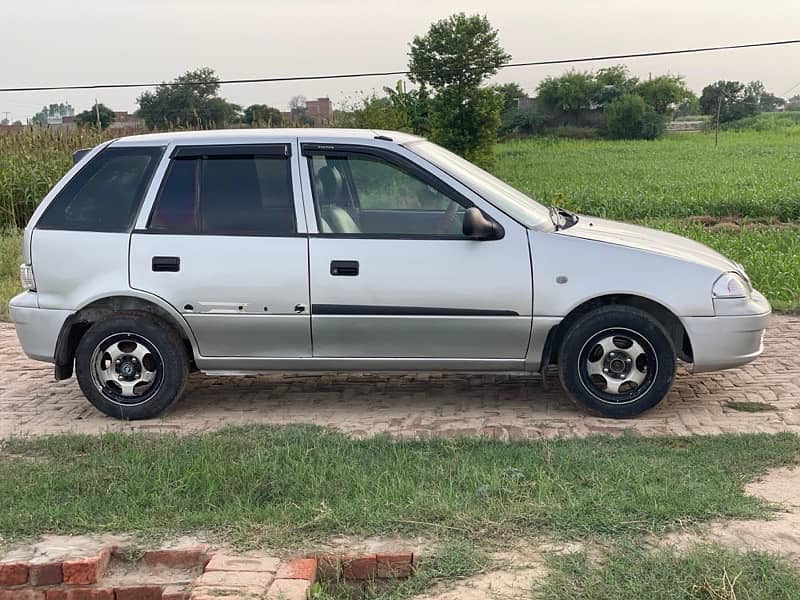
[409, 13, 510, 165]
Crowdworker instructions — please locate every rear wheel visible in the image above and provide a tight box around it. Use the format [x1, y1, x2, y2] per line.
[558, 306, 676, 418]
[75, 313, 188, 420]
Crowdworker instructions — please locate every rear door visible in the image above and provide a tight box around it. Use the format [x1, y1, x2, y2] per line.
[130, 141, 311, 358]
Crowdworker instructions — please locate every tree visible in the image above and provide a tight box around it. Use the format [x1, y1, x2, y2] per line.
[31, 103, 74, 126]
[635, 75, 691, 115]
[787, 95, 800, 111]
[493, 82, 527, 114]
[75, 103, 116, 130]
[675, 93, 701, 117]
[759, 92, 785, 112]
[593, 65, 639, 106]
[429, 86, 504, 166]
[408, 13, 510, 165]
[699, 80, 758, 123]
[136, 67, 241, 129]
[409, 13, 510, 90]
[536, 70, 601, 124]
[243, 104, 284, 127]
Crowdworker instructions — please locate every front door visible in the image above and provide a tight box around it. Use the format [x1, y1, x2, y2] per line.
[130, 142, 311, 358]
[301, 144, 532, 359]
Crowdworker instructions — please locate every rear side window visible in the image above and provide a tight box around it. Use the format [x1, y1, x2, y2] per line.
[149, 150, 296, 235]
[37, 146, 164, 232]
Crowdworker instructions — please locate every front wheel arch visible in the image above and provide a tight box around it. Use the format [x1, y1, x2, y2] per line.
[540, 294, 692, 370]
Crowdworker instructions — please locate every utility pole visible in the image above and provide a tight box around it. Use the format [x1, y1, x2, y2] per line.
[715, 91, 724, 147]
[1, 111, 9, 123]
[94, 98, 101, 131]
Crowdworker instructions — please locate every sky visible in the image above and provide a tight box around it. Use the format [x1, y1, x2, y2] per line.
[2, 0, 799, 122]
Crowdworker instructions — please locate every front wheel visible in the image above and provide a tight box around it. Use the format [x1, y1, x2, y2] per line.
[75, 313, 189, 420]
[558, 306, 676, 418]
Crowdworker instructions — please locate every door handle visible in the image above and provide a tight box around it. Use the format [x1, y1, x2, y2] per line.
[330, 260, 359, 276]
[152, 256, 180, 272]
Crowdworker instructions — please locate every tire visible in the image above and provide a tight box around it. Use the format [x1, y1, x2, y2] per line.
[74, 312, 189, 420]
[557, 306, 676, 418]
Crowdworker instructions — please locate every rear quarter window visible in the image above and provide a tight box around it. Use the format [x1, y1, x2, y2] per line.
[37, 146, 164, 232]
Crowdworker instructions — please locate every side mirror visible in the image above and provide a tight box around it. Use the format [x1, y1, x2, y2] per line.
[462, 207, 503, 240]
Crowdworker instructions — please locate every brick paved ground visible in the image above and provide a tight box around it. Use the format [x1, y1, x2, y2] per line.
[1, 318, 799, 439]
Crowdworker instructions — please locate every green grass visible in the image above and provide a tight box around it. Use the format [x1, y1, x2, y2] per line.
[311, 541, 486, 600]
[539, 543, 800, 599]
[0, 229, 22, 320]
[492, 128, 800, 221]
[1, 427, 799, 545]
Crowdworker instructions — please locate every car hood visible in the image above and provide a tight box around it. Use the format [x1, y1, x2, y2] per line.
[558, 216, 740, 274]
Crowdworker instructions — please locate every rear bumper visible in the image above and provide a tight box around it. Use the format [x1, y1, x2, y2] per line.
[683, 291, 771, 374]
[8, 292, 72, 363]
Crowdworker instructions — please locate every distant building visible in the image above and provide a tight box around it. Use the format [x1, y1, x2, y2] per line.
[281, 97, 333, 127]
[305, 98, 333, 125]
[108, 111, 145, 130]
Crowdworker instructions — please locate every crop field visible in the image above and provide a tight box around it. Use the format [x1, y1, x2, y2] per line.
[0, 126, 798, 313]
[493, 128, 800, 310]
[493, 128, 800, 221]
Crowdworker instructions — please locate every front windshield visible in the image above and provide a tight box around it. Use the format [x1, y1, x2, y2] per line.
[405, 140, 553, 230]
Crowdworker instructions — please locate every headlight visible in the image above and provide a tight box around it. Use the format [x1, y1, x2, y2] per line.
[713, 272, 750, 299]
[19, 264, 36, 291]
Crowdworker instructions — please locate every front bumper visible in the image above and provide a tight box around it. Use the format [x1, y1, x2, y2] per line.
[683, 290, 771, 374]
[8, 292, 72, 363]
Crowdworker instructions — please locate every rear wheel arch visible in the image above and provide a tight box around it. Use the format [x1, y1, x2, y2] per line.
[540, 294, 692, 369]
[54, 295, 197, 380]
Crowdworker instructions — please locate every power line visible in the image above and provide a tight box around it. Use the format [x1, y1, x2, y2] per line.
[1, 38, 798, 93]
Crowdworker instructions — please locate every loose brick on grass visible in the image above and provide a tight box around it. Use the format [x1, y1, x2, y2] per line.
[115, 585, 163, 600]
[143, 547, 208, 569]
[203, 554, 280, 573]
[377, 552, 414, 578]
[46, 589, 115, 600]
[275, 558, 317, 583]
[341, 554, 377, 580]
[0, 590, 44, 600]
[0, 561, 28, 585]
[62, 550, 110, 586]
[29, 562, 63, 586]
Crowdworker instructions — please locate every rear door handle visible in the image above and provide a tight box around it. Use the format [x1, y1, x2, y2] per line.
[152, 256, 180, 272]
[330, 260, 359, 276]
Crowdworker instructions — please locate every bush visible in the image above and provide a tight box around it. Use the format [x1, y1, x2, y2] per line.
[499, 107, 552, 137]
[603, 94, 665, 140]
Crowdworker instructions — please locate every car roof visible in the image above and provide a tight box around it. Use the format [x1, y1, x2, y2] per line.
[111, 128, 422, 147]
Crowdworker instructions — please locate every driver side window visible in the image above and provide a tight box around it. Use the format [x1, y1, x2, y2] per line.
[307, 151, 470, 236]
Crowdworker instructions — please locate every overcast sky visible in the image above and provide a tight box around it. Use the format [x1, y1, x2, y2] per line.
[2, 0, 799, 122]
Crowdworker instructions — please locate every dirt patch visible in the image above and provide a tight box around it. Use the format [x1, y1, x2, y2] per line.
[659, 467, 800, 564]
[416, 540, 594, 600]
[685, 215, 800, 231]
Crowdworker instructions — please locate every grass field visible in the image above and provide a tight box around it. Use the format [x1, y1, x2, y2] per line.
[1, 427, 798, 544]
[492, 128, 800, 221]
[541, 543, 800, 599]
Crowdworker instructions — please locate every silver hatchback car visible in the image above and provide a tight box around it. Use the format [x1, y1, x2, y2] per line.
[10, 129, 770, 420]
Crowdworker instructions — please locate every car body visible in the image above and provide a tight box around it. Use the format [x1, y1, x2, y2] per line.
[9, 128, 771, 419]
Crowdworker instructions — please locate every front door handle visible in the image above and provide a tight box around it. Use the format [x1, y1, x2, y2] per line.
[330, 260, 359, 276]
[152, 256, 180, 272]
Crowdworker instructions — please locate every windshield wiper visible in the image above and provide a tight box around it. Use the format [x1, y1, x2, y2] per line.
[550, 206, 579, 231]
[548, 205, 563, 231]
